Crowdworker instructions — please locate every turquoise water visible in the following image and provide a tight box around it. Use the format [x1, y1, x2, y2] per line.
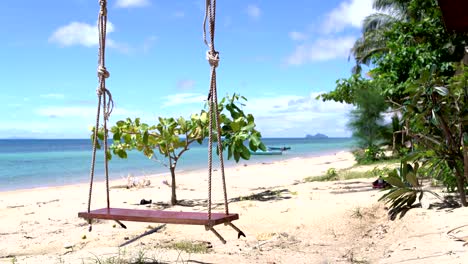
[0, 138, 354, 191]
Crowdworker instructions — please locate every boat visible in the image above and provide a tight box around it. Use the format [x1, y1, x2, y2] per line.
[250, 150, 283, 155]
[267, 146, 291, 151]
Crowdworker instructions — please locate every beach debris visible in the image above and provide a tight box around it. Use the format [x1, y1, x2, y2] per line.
[447, 224, 468, 246]
[63, 242, 74, 249]
[125, 175, 151, 189]
[140, 199, 152, 205]
[251, 233, 280, 250]
[37, 199, 59, 205]
[7, 204, 24, 209]
[372, 178, 390, 189]
[162, 180, 171, 187]
[120, 224, 167, 247]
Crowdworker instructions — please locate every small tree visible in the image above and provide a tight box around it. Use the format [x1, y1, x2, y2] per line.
[108, 94, 266, 205]
[400, 66, 468, 206]
[347, 83, 388, 163]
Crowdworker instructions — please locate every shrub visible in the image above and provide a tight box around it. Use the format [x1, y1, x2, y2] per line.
[353, 145, 385, 164]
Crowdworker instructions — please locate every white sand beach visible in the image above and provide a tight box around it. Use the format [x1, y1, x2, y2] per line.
[1, 151, 468, 264]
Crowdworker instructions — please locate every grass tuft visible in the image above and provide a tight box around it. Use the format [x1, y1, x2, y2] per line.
[166, 241, 210, 254]
[305, 164, 395, 183]
[350, 207, 364, 219]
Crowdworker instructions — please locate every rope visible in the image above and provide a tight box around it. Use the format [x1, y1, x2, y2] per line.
[212, 81, 229, 215]
[86, 0, 113, 230]
[207, 99, 213, 220]
[87, 96, 102, 230]
[97, 0, 113, 210]
[204, 0, 229, 219]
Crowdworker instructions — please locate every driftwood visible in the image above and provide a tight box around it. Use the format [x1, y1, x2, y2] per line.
[447, 224, 468, 246]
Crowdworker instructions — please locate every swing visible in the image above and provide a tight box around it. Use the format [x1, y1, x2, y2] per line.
[78, 0, 244, 244]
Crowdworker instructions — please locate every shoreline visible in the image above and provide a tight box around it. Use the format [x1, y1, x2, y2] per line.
[0, 147, 353, 193]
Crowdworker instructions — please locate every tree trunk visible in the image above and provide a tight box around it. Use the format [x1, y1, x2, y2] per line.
[453, 164, 467, 206]
[170, 166, 177, 205]
[463, 140, 468, 183]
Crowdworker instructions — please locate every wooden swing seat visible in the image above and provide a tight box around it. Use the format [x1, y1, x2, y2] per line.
[78, 208, 239, 226]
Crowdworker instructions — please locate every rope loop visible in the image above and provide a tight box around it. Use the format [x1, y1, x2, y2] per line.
[206, 50, 220, 68]
[95, 86, 114, 119]
[99, 0, 107, 16]
[97, 65, 110, 79]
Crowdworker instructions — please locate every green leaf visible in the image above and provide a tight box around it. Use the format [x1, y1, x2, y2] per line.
[124, 134, 132, 144]
[200, 112, 208, 123]
[241, 122, 255, 131]
[106, 150, 112, 161]
[434, 86, 448, 96]
[234, 150, 240, 163]
[231, 121, 240, 132]
[117, 149, 127, 159]
[250, 134, 261, 146]
[249, 140, 258, 152]
[405, 172, 419, 187]
[463, 133, 468, 145]
[113, 131, 120, 141]
[97, 130, 104, 141]
[406, 193, 416, 206]
[240, 144, 251, 160]
[384, 175, 406, 188]
[227, 144, 233, 160]
[143, 130, 149, 145]
[380, 188, 408, 202]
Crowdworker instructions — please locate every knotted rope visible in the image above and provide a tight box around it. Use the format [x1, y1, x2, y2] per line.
[204, 0, 229, 220]
[87, 0, 113, 231]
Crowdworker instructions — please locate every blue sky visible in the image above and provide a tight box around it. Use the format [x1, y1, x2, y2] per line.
[0, 0, 376, 138]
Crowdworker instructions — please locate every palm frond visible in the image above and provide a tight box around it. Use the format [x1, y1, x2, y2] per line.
[373, 0, 411, 15]
[362, 13, 397, 34]
[350, 31, 388, 65]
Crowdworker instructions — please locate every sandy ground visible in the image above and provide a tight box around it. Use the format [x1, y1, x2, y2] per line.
[1, 151, 468, 264]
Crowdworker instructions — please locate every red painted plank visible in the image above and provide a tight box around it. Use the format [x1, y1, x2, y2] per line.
[78, 208, 239, 226]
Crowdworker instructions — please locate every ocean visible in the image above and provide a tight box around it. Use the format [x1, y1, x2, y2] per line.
[0, 138, 355, 191]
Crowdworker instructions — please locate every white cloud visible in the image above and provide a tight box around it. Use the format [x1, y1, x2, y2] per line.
[176, 79, 196, 90]
[289, 31, 308, 41]
[49, 21, 115, 47]
[246, 4, 261, 19]
[284, 0, 376, 65]
[244, 93, 353, 137]
[40, 93, 65, 99]
[116, 0, 150, 8]
[286, 36, 356, 65]
[162, 93, 206, 108]
[322, 0, 375, 33]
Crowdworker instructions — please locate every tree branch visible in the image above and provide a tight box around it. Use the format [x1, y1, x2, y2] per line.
[150, 155, 168, 168]
[176, 138, 196, 159]
[412, 133, 442, 146]
[119, 130, 160, 137]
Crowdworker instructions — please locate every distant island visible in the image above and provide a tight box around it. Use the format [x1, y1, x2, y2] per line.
[305, 133, 328, 139]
